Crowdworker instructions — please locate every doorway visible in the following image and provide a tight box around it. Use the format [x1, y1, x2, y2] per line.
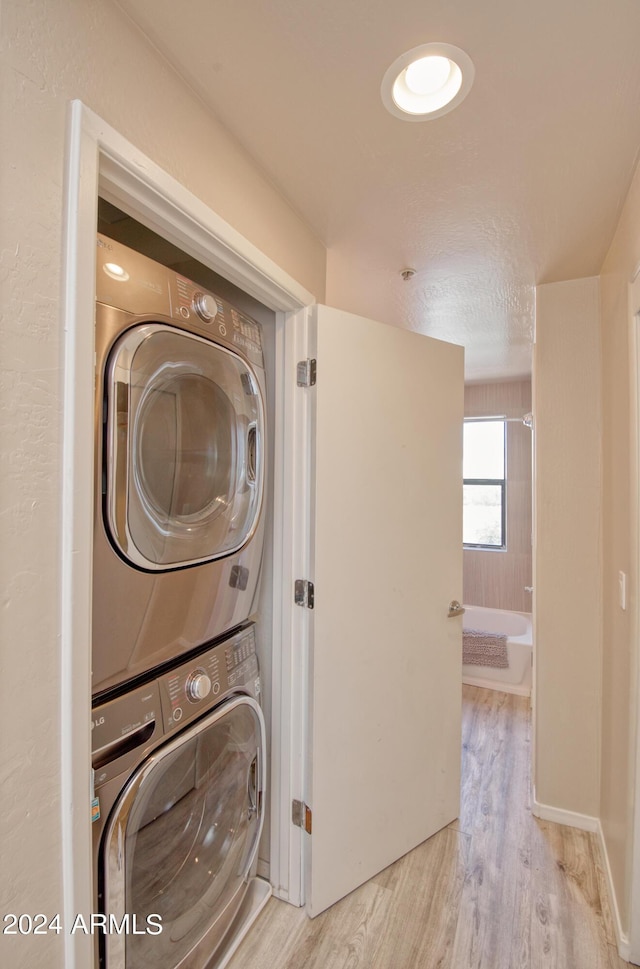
[62, 100, 313, 967]
[64, 100, 465, 960]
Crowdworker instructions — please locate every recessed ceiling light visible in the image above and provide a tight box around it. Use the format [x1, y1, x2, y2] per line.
[103, 262, 130, 281]
[381, 43, 474, 121]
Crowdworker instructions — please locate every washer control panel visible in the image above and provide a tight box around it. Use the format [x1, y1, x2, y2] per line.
[186, 669, 212, 702]
[90, 625, 260, 789]
[158, 625, 259, 732]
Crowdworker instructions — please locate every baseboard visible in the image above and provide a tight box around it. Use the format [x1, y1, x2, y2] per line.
[532, 796, 631, 961]
[532, 797, 599, 832]
[595, 820, 632, 962]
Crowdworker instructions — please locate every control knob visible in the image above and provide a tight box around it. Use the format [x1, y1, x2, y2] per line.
[186, 670, 212, 702]
[193, 293, 218, 323]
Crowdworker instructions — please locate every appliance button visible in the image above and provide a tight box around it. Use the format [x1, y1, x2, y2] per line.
[173, 706, 183, 722]
[193, 293, 218, 323]
[186, 671, 212, 702]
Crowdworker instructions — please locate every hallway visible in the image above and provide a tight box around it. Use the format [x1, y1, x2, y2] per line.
[228, 686, 628, 968]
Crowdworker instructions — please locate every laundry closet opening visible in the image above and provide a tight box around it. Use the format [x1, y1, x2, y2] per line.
[95, 198, 277, 882]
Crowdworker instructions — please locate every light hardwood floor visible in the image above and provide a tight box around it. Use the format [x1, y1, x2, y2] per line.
[227, 686, 629, 969]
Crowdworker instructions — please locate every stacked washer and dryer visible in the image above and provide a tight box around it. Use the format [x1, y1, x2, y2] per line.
[90, 235, 270, 969]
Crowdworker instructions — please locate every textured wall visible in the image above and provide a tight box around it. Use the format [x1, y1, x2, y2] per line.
[534, 278, 602, 819]
[599, 156, 640, 938]
[463, 379, 533, 613]
[0, 2, 325, 966]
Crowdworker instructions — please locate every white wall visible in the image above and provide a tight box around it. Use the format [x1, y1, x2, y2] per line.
[534, 277, 602, 818]
[599, 152, 640, 940]
[0, 2, 325, 966]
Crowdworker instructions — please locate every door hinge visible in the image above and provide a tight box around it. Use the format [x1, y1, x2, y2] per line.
[297, 358, 317, 387]
[294, 579, 315, 609]
[292, 799, 312, 834]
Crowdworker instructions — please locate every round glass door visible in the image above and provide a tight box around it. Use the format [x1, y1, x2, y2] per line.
[135, 372, 235, 526]
[103, 697, 265, 969]
[105, 325, 264, 570]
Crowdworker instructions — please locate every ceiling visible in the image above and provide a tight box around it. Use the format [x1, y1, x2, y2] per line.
[115, 0, 640, 381]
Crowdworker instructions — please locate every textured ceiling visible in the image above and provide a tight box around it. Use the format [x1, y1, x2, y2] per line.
[115, 0, 640, 380]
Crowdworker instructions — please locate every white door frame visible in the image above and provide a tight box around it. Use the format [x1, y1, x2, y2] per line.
[629, 267, 640, 965]
[61, 101, 313, 966]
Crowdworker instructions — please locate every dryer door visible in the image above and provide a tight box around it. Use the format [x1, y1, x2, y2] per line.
[101, 695, 265, 969]
[105, 324, 264, 570]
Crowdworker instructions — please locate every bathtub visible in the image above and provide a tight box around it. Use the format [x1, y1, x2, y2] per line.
[462, 605, 532, 697]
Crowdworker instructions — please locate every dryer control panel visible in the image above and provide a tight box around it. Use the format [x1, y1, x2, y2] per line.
[171, 272, 264, 368]
[96, 233, 264, 370]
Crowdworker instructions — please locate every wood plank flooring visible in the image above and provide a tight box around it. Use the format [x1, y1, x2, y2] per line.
[226, 686, 628, 969]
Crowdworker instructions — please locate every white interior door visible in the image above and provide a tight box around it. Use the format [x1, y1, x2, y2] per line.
[305, 304, 464, 916]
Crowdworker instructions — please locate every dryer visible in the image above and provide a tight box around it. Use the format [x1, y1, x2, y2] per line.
[92, 235, 267, 696]
[91, 624, 268, 969]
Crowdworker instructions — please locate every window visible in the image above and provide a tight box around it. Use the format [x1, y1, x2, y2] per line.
[463, 418, 506, 548]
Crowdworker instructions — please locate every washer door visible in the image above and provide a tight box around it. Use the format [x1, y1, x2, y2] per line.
[102, 696, 265, 969]
[105, 324, 264, 570]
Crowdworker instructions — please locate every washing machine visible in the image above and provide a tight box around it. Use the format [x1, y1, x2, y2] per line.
[91, 623, 269, 969]
[92, 234, 267, 697]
